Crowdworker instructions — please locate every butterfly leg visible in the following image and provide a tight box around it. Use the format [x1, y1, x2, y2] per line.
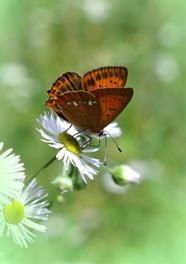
[80, 135, 92, 149]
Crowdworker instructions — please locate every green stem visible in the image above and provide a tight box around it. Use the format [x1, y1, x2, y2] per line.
[27, 155, 57, 184]
[100, 164, 113, 174]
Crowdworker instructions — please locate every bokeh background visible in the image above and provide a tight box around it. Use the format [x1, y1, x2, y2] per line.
[1, 0, 186, 263]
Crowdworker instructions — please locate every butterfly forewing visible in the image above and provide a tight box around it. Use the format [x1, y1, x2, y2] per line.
[48, 72, 82, 97]
[46, 72, 83, 120]
[55, 91, 102, 131]
[82, 66, 128, 92]
[91, 87, 133, 132]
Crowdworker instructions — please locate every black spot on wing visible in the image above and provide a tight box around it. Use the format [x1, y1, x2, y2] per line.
[87, 78, 96, 86]
[96, 73, 101, 81]
[102, 72, 108, 78]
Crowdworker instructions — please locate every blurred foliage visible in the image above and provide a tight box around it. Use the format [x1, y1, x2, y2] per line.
[1, 0, 186, 263]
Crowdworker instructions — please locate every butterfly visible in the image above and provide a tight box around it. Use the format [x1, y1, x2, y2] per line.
[45, 66, 133, 135]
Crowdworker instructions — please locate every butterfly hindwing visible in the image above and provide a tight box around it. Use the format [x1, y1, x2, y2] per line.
[45, 98, 69, 120]
[82, 66, 128, 92]
[91, 87, 133, 132]
[54, 91, 102, 132]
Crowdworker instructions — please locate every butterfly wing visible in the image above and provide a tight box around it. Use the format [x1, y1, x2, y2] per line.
[45, 97, 69, 120]
[46, 72, 83, 120]
[45, 67, 133, 133]
[82, 66, 128, 92]
[47, 72, 82, 99]
[49, 91, 102, 132]
[91, 87, 133, 133]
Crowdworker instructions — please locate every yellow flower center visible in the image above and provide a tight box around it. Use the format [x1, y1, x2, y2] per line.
[59, 132, 81, 155]
[4, 200, 25, 224]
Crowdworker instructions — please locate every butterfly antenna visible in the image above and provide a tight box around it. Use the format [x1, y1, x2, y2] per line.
[104, 130, 122, 153]
[103, 134, 107, 166]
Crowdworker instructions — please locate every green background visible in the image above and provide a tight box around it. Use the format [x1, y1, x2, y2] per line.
[1, 0, 186, 263]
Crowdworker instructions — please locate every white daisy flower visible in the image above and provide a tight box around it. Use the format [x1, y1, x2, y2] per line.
[37, 111, 102, 183]
[94, 122, 122, 139]
[0, 178, 51, 248]
[0, 142, 26, 203]
[104, 122, 122, 138]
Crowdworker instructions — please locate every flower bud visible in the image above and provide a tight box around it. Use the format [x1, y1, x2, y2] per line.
[52, 175, 73, 193]
[111, 165, 140, 186]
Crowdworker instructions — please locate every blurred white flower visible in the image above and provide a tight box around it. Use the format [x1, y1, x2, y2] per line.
[82, 0, 111, 23]
[0, 142, 26, 203]
[0, 179, 51, 248]
[95, 122, 122, 139]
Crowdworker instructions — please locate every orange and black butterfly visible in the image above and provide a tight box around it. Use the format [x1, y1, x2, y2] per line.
[45, 66, 133, 134]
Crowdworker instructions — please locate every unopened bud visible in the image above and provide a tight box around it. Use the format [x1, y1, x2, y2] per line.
[112, 165, 140, 186]
[52, 175, 73, 193]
